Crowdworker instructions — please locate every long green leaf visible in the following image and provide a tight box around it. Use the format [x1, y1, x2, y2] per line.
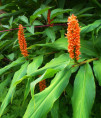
[27, 55, 43, 75]
[72, 63, 95, 118]
[30, 7, 50, 24]
[51, 9, 72, 19]
[0, 61, 29, 117]
[0, 57, 25, 76]
[23, 66, 71, 118]
[24, 56, 43, 101]
[30, 69, 58, 99]
[15, 53, 70, 86]
[81, 20, 101, 34]
[76, 7, 94, 16]
[28, 37, 67, 50]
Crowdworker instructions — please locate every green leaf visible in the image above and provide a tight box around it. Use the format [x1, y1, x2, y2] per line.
[30, 69, 58, 98]
[28, 36, 67, 50]
[76, 7, 94, 16]
[23, 66, 71, 118]
[7, 53, 14, 61]
[51, 100, 59, 118]
[0, 32, 9, 40]
[26, 25, 34, 35]
[72, 63, 95, 118]
[51, 9, 72, 19]
[0, 57, 25, 76]
[81, 20, 101, 34]
[0, 74, 12, 102]
[80, 39, 97, 57]
[0, 10, 24, 18]
[19, 15, 29, 24]
[2, 25, 9, 29]
[30, 7, 50, 24]
[51, 18, 67, 23]
[77, 14, 93, 18]
[9, 16, 13, 26]
[93, 59, 101, 86]
[92, 0, 101, 8]
[0, 41, 10, 50]
[27, 55, 43, 75]
[45, 27, 56, 42]
[33, 20, 43, 25]
[15, 53, 71, 85]
[0, 3, 12, 10]
[24, 56, 43, 101]
[0, 62, 29, 117]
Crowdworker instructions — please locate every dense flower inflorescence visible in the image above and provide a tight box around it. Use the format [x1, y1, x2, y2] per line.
[39, 79, 46, 92]
[47, 9, 54, 27]
[65, 14, 81, 61]
[18, 24, 29, 57]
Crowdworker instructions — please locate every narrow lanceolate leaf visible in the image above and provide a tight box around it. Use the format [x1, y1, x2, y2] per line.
[81, 19, 101, 34]
[15, 54, 70, 85]
[0, 62, 29, 117]
[24, 56, 43, 101]
[93, 59, 101, 86]
[51, 100, 59, 118]
[72, 64, 95, 118]
[30, 7, 50, 24]
[30, 69, 58, 98]
[0, 57, 25, 76]
[28, 37, 68, 50]
[27, 55, 43, 75]
[23, 66, 71, 118]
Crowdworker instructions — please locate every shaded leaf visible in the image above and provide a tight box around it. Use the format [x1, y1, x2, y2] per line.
[93, 59, 101, 86]
[81, 20, 101, 34]
[0, 57, 25, 76]
[0, 62, 29, 117]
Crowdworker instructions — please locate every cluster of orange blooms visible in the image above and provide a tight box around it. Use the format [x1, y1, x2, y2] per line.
[18, 24, 29, 57]
[18, 13, 80, 61]
[17, 13, 80, 93]
[47, 9, 54, 27]
[39, 79, 46, 92]
[65, 14, 81, 61]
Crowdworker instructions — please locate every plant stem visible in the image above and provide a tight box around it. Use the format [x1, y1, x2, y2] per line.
[72, 58, 98, 67]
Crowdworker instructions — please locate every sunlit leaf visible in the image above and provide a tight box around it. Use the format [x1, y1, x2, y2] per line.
[72, 64, 95, 118]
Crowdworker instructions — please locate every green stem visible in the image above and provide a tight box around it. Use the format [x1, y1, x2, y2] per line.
[72, 58, 98, 67]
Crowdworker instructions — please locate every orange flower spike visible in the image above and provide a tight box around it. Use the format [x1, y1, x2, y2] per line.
[47, 9, 54, 27]
[18, 24, 29, 57]
[47, 9, 51, 25]
[39, 79, 46, 92]
[66, 14, 81, 61]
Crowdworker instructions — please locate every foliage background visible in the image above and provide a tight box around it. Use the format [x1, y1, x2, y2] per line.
[0, 0, 101, 118]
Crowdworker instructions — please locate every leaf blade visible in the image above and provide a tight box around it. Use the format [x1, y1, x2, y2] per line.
[72, 64, 95, 118]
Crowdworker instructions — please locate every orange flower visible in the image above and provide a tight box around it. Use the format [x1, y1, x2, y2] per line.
[47, 9, 54, 27]
[39, 79, 46, 92]
[65, 14, 81, 61]
[18, 24, 29, 57]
